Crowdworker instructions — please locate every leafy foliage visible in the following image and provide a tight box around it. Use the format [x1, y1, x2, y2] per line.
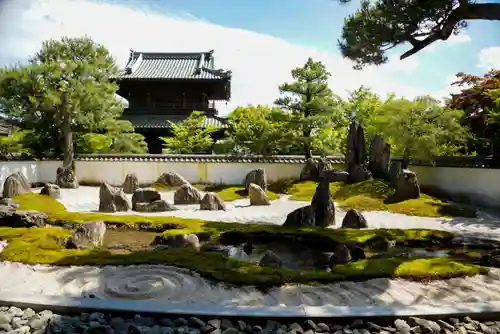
[447, 70, 500, 159]
[372, 95, 469, 163]
[275, 58, 344, 157]
[0, 36, 147, 160]
[161, 111, 216, 154]
[0, 130, 32, 159]
[335, 0, 499, 68]
[226, 105, 296, 155]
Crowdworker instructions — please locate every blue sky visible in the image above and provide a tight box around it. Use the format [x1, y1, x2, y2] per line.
[0, 0, 499, 113]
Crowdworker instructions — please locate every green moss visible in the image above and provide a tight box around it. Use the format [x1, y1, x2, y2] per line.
[0, 226, 485, 287]
[13, 193, 208, 233]
[6, 192, 484, 287]
[287, 180, 477, 218]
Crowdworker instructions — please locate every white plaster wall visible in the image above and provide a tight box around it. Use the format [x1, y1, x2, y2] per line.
[2, 160, 500, 208]
[74, 161, 304, 186]
[410, 166, 500, 207]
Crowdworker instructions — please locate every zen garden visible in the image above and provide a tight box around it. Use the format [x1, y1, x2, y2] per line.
[1, 6, 500, 316]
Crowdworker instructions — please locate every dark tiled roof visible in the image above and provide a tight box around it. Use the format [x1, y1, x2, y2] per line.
[121, 114, 229, 129]
[117, 50, 231, 81]
[76, 154, 345, 164]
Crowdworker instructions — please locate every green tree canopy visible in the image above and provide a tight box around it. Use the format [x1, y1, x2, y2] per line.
[275, 58, 344, 158]
[371, 95, 470, 166]
[0, 36, 147, 162]
[226, 105, 297, 156]
[336, 0, 500, 69]
[161, 111, 216, 154]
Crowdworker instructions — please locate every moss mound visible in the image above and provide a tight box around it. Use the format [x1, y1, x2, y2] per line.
[287, 180, 477, 218]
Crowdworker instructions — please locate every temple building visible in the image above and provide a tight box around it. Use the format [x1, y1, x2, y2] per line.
[115, 50, 232, 153]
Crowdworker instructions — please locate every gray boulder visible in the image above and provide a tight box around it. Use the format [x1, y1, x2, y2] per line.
[244, 168, 267, 192]
[259, 250, 282, 268]
[341, 209, 368, 229]
[368, 134, 391, 180]
[200, 192, 226, 211]
[174, 184, 203, 204]
[395, 169, 421, 201]
[151, 234, 200, 250]
[248, 183, 270, 206]
[311, 179, 335, 227]
[56, 167, 79, 189]
[345, 120, 371, 183]
[0, 208, 48, 228]
[98, 182, 131, 212]
[2, 172, 30, 198]
[135, 200, 177, 212]
[282, 205, 315, 227]
[155, 172, 188, 187]
[40, 183, 60, 198]
[132, 188, 161, 210]
[300, 158, 329, 181]
[66, 221, 106, 249]
[122, 173, 139, 194]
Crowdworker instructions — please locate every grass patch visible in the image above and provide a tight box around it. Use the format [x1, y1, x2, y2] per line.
[287, 180, 477, 218]
[152, 183, 280, 202]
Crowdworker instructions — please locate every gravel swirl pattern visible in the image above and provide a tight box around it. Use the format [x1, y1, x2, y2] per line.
[2, 262, 500, 308]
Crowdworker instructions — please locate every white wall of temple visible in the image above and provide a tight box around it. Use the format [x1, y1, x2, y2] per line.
[0, 160, 498, 208]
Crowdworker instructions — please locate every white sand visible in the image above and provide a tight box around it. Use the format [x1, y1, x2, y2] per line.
[54, 186, 500, 240]
[0, 261, 500, 307]
[1, 186, 499, 308]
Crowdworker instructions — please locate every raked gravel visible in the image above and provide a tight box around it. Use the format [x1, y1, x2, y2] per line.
[52, 186, 500, 241]
[1, 305, 500, 334]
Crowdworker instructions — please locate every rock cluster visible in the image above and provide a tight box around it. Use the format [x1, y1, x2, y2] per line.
[244, 168, 267, 192]
[299, 157, 330, 181]
[283, 179, 335, 228]
[132, 188, 177, 212]
[0, 306, 497, 334]
[98, 183, 131, 212]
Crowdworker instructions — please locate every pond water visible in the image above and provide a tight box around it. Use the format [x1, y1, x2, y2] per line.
[97, 230, 472, 272]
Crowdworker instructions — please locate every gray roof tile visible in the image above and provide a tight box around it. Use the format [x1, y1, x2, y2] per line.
[121, 114, 229, 129]
[76, 154, 345, 164]
[117, 50, 231, 81]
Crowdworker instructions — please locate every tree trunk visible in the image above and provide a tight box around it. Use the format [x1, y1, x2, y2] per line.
[62, 102, 73, 169]
[304, 141, 312, 159]
[402, 149, 410, 170]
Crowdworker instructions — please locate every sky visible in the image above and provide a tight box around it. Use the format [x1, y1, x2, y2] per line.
[0, 0, 499, 115]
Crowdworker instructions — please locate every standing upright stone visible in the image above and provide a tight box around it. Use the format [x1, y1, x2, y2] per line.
[300, 157, 330, 181]
[122, 173, 139, 194]
[244, 168, 267, 192]
[368, 134, 391, 180]
[389, 161, 402, 187]
[345, 120, 371, 183]
[56, 167, 79, 189]
[311, 179, 335, 227]
[395, 169, 421, 201]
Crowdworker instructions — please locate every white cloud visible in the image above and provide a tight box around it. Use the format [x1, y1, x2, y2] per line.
[0, 0, 454, 114]
[477, 46, 500, 70]
[424, 32, 472, 53]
